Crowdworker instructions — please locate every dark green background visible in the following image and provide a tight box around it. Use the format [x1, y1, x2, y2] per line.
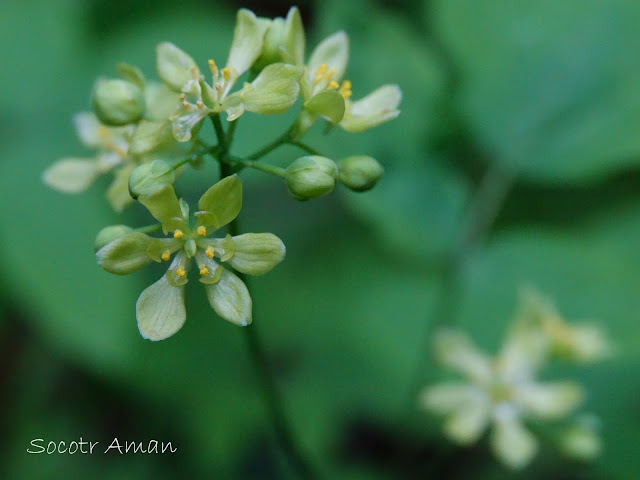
[1, 0, 640, 478]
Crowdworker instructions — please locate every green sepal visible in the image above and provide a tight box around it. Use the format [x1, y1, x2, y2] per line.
[117, 62, 145, 90]
[195, 250, 224, 285]
[138, 184, 185, 234]
[146, 238, 182, 262]
[165, 251, 190, 286]
[205, 267, 252, 326]
[94, 225, 133, 252]
[233, 63, 302, 114]
[136, 275, 186, 341]
[195, 175, 242, 230]
[156, 42, 198, 92]
[228, 233, 286, 275]
[304, 90, 345, 124]
[96, 231, 153, 275]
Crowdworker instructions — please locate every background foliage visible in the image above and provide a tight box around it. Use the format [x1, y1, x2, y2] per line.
[1, 0, 640, 478]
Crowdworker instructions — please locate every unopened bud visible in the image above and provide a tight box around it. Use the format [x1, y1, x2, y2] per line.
[128, 160, 176, 199]
[92, 78, 145, 126]
[338, 155, 384, 192]
[284, 156, 337, 201]
[94, 225, 133, 252]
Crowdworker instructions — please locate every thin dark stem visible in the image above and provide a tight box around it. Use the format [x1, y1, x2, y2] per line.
[215, 120, 319, 480]
[289, 140, 322, 156]
[228, 155, 285, 177]
[406, 162, 516, 408]
[248, 132, 290, 161]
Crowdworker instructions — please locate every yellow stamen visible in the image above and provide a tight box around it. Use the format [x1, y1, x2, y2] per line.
[205, 246, 215, 259]
[176, 266, 186, 277]
[328, 80, 340, 90]
[315, 64, 328, 75]
[196, 100, 204, 109]
[197, 226, 207, 236]
[222, 67, 231, 81]
[173, 229, 184, 239]
[339, 80, 352, 100]
[208, 59, 218, 75]
[199, 266, 210, 276]
[161, 250, 171, 262]
[180, 93, 188, 107]
[325, 68, 337, 79]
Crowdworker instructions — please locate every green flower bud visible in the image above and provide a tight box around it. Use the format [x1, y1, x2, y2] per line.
[92, 78, 145, 126]
[338, 155, 384, 192]
[284, 156, 337, 201]
[128, 160, 176, 199]
[94, 225, 133, 252]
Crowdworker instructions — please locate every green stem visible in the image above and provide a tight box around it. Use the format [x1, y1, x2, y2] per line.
[406, 162, 516, 408]
[228, 155, 285, 177]
[215, 120, 319, 480]
[248, 132, 290, 161]
[226, 118, 238, 146]
[289, 140, 322, 156]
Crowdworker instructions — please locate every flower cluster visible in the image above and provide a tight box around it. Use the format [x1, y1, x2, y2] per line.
[42, 6, 401, 340]
[420, 288, 611, 469]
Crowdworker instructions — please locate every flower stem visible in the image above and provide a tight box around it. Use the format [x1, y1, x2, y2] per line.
[228, 155, 285, 177]
[406, 162, 516, 409]
[289, 140, 322, 156]
[248, 131, 291, 161]
[214, 117, 319, 480]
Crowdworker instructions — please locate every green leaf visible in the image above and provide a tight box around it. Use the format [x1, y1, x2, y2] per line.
[434, 0, 640, 182]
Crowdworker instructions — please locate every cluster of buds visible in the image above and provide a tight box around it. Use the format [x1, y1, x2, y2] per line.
[42, 6, 401, 339]
[420, 288, 612, 469]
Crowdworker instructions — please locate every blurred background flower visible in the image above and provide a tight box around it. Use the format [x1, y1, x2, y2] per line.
[2, 0, 640, 479]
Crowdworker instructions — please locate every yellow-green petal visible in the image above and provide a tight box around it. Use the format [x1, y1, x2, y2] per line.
[136, 275, 186, 341]
[42, 158, 99, 193]
[195, 250, 224, 285]
[340, 84, 402, 133]
[307, 31, 349, 84]
[516, 382, 584, 419]
[129, 120, 173, 155]
[145, 82, 181, 121]
[96, 231, 153, 275]
[228, 233, 286, 276]
[491, 411, 538, 470]
[156, 42, 198, 92]
[165, 250, 191, 287]
[233, 63, 303, 115]
[304, 90, 345, 124]
[205, 268, 252, 326]
[147, 237, 182, 262]
[226, 9, 268, 77]
[195, 175, 242, 230]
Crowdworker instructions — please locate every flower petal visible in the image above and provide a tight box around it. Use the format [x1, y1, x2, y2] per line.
[340, 85, 402, 133]
[234, 63, 303, 114]
[420, 382, 483, 415]
[433, 329, 492, 383]
[304, 90, 345, 124]
[130, 120, 173, 155]
[73, 112, 103, 148]
[42, 158, 99, 193]
[96, 231, 153, 275]
[205, 268, 252, 326]
[516, 381, 583, 419]
[106, 163, 135, 213]
[136, 275, 186, 341]
[145, 81, 181, 121]
[307, 31, 349, 84]
[491, 409, 538, 470]
[195, 175, 242, 230]
[156, 42, 198, 92]
[443, 394, 491, 444]
[139, 185, 185, 234]
[227, 233, 286, 276]
[170, 102, 209, 142]
[284, 6, 305, 66]
[226, 9, 268, 77]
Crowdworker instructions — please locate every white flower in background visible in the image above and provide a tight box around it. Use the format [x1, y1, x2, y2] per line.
[515, 287, 613, 363]
[420, 328, 584, 470]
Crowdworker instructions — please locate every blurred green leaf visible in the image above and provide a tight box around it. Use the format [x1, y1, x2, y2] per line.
[434, 0, 640, 183]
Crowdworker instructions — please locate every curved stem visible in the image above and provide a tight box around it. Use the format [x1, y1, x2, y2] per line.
[228, 155, 285, 177]
[289, 140, 322, 156]
[406, 162, 516, 408]
[214, 119, 319, 480]
[248, 132, 290, 161]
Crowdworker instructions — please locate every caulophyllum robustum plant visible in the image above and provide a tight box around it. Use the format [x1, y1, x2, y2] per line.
[43, 6, 401, 341]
